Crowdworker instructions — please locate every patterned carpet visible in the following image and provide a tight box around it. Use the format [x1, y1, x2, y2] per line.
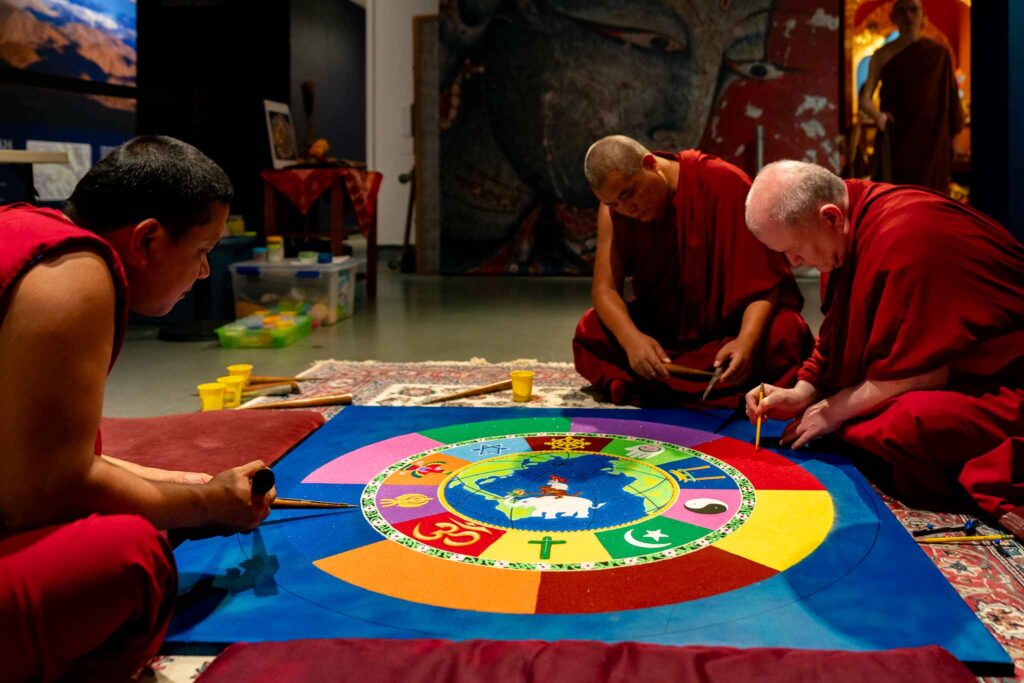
[149, 360, 1024, 682]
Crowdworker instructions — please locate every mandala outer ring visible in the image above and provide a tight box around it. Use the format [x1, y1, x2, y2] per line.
[361, 431, 757, 571]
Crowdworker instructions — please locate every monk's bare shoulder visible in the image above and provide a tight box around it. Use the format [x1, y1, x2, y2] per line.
[870, 42, 901, 70]
[2, 250, 115, 339]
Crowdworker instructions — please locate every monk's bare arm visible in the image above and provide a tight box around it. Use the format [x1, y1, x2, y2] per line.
[859, 49, 890, 128]
[591, 204, 634, 340]
[100, 454, 211, 484]
[716, 298, 774, 383]
[591, 205, 670, 380]
[784, 367, 950, 449]
[0, 252, 265, 532]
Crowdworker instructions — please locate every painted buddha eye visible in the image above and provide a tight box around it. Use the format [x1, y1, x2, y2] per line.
[727, 60, 786, 80]
[613, 29, 689, 54]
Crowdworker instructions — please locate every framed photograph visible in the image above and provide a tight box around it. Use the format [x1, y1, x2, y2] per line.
[264, 99, 298, 169]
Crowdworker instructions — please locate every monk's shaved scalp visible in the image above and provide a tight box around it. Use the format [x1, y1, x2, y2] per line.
[584, 135, 651, 190]
[746, 160, 847, 232]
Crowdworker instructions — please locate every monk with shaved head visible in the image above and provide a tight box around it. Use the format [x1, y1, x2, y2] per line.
[859, 0, 963, 191]
[745, 161, 1024, 534]
[572, 135, 813, 407]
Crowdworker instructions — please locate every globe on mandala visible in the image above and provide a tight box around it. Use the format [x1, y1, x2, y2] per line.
[440, 452, 677, 532]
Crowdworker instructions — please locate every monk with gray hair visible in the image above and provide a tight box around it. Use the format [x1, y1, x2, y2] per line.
[744, 160, 1024, 536]
[572, 135, 812, 407]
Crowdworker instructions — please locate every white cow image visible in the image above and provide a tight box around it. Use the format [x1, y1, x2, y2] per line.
[505, 494, 605, 519]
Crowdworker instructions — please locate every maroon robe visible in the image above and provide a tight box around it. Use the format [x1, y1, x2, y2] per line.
[573, 151, 813, 407]
[876, 37, 963, 192]
[799, 181, 1024, 529]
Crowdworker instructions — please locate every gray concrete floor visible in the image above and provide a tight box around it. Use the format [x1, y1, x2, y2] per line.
[104, 252, 823, 417]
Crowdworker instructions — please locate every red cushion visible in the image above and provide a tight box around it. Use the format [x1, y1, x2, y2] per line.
[99, 411, 324, 474]
[195, 639, 975, 683]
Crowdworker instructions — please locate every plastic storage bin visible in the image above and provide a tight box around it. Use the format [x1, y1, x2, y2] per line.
[229, 257, 362, 326]
[215, 312, 312, 348]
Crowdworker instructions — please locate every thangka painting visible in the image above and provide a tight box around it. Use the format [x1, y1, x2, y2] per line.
[438, 0, 841, 274]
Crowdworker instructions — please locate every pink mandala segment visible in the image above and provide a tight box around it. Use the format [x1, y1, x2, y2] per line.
[662, 489, 743, 530]
[302, 432, 444, 485]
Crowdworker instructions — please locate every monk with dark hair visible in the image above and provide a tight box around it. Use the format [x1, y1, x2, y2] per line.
[859, 0, 963, 192]
[572, 135, 813, 408]
[745, 161, 1024, 535]
[0, 136, 275, 681]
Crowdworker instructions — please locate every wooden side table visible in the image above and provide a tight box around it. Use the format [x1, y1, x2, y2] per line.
[262, 167, 381, 299]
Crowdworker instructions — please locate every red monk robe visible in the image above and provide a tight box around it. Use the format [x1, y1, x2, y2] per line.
[876, 37, 963, 192]
[798, 181, 1024, 527]
[573, 151, 813, 407]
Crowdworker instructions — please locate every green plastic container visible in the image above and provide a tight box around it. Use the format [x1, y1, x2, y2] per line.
[215, 314, 312, 348]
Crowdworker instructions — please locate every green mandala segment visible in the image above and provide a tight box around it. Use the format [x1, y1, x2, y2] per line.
[420, 418, 573, 445]
[596, 517, 708, 559]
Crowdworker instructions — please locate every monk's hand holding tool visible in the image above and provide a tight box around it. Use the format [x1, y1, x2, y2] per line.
[780, 399, 842, 450]
[714, 338, 754, 386]
[745, 383, 818, 425]
[204, 460, 275, 533]
[623, 332, 671, 382]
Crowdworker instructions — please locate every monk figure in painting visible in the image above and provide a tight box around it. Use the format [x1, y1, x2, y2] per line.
[744, 161, 1024, 534]
[572, 136, 813, 408]
[859, 0, 964, 192]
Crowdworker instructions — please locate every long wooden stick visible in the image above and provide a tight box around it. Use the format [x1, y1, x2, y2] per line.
[236, 392, 353, 410]
[917, 534, 1014, 544]
[250, 375, 326, 384]
[421, 379, 513, 405]
[664, 363, 715, 378]
[272, 497, 356, 509]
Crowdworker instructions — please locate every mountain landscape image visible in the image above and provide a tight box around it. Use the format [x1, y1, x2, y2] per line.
[0, 0, 136, 86]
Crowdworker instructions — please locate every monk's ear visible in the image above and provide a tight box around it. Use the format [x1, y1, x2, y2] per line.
[819, 204, 845, 233]
[125, 218, 166, 266]
[641, 153, 658, 171]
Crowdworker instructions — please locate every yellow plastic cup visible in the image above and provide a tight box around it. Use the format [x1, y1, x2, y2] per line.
[510, 370, 535, 402]
[227, 363, 254, 387]
[217, 375, 245, 408]
[197, 383, 226, 411]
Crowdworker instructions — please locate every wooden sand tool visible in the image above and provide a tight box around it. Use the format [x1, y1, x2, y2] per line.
[421, 379, 513, 405]
[235, 393, 353, 410]
[272, 498, 357, 510]
[250, 375, 326, 384]
[241, 383, 297, 399]
[664, 363, 715, 378]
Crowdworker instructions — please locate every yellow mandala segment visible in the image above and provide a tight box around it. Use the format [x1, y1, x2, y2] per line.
[314, 540, 541, 613]
[712, 490, 833, 571]
[478, 530, 613, 565]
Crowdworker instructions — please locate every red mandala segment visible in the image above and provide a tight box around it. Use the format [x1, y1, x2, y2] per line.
[392, 512, 506, 557]
[533, 546, 778, 613]
[694, 438, 826, 491]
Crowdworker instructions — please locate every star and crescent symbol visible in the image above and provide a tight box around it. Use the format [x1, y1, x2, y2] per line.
[624, 528, 672, 549]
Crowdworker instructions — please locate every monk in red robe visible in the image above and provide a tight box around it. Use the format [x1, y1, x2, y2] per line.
[0, 137, 275, 681]
[572, 135, 813, 408]
[859, 0, 963, 192]
[744, 160, 1024, 533]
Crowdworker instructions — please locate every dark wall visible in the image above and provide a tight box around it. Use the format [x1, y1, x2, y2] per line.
[971, 1, 1023, 242]
[1010, 2, 1024, 243]
[290, 0, 366, 161]
[137, 0, 291, 226]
